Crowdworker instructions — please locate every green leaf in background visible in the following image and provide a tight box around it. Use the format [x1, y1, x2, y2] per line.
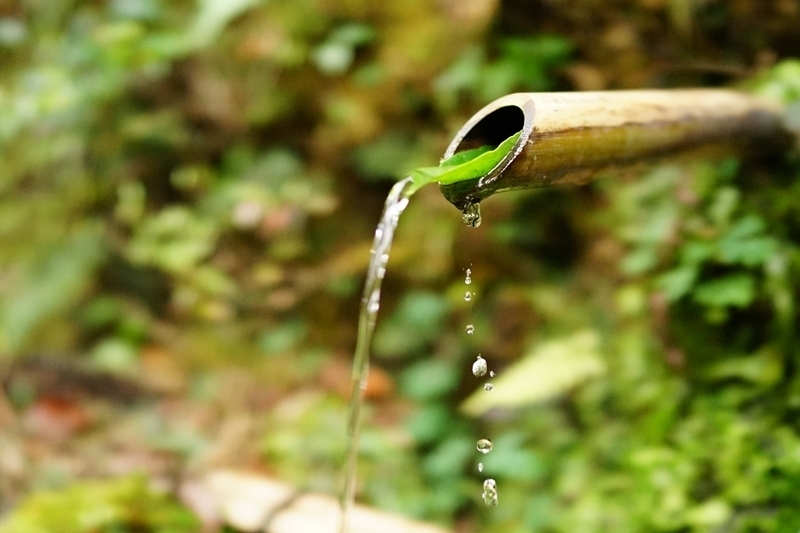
[461, 330, 605, 416]
[703, 346, 783, 387]
[126, 206, 218, 274]
[1, 224, 106, 353]
[405, 404, 453, 444]
[186, 0, 260, 49]
[259, 319, 308, 354]
[692, 274, 756, 309]
[479, 432, 545, 481]
[400, 359, 459, 401]
[749, 59, 800, 104]
[658, 265, 698, 301]
[716, 215, 777, 266]
[373, 291, 449, 359]
[313, 23, 376, 75]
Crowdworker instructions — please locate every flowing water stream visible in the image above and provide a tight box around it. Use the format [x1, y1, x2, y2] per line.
[337, 180, 499, 531]
[338, 177, 415, 533]
[338, 131, 516, 532]
[338, 187, 501, 533]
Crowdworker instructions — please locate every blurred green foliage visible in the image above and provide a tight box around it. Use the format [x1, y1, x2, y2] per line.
[2, 0, 800, 532]
[0, 475, 199, 533]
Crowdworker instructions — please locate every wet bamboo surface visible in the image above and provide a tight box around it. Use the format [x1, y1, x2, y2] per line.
[441, 90, 793, 208]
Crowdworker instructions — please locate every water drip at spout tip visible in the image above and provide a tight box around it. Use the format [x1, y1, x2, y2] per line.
[461, 202, 482, 228]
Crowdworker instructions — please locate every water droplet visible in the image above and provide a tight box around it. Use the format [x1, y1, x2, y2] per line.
[472, 356, 487, 377]
[465, 268, 472, 285]
[466, 324, 474, 335]
[482, 478, 498, 507]
[367, 291, 380, 313]
[478, 462, 483, 472]
[484, 383, 494, 392]
[489, 371, 495, 377]
[461, 202, 482, 228]
[464, 291, 472, 301]
[477, 438, 493, 454]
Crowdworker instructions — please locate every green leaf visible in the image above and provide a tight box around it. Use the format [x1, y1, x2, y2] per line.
[186, 0, 260, 49]
[479, 432, 545, 481]
[621, 246, 659, 275]
[408, 131, 521, 193]
[259, 320, 307, 354]
[439, 145, 493, 167]
[658, 266, 698, 301]
[692, 274, 756, 308]
[405, 404, 453, 444]
[422, 435, 474, 480]
[716, 215, 777, 266]
[704, 346, 783, 387]
[1, 224, 106, 353]
[718, 236, 777, 266]
[373, 291, 449, 359]
[461, 330, 605, 416]
[680, 241, 714, 265]
[400, 359, 459, 400]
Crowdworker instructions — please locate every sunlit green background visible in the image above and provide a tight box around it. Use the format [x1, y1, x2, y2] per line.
[1, 1, 800, 532]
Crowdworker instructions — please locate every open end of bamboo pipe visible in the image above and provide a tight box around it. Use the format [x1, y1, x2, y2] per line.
[440, 90, 794, 211]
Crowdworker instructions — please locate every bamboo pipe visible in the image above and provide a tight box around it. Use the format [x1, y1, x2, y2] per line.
[439, 90, 794, 210]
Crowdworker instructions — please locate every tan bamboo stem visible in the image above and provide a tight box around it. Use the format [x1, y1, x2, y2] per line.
[440, 90, 794, 209]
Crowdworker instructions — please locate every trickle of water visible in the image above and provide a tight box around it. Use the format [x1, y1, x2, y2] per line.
[466, 324, 475, 335]
[462, 202, 482, 228]
[477, 438, 493, 454]
[464, 291, 472, 301]
[465, 268, 472, 285]
[339, 177, 415, 533]
[482, 478, 498, 507]
[472, 355, 487, 377]
[478, 462, 484, 473]
[484, 383, 494, 392]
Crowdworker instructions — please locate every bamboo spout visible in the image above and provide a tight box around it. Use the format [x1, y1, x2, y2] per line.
[440, 90, 794, 210]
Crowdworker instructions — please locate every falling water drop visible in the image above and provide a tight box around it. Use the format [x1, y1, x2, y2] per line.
[489, 371, 495, 377]
[472, 355, 487, 377]
[465, 268, 472, 285]
[484, 383, 494, 392]
[367, 290, 380, 313]
[461, 202, 482, 228]
[464, 291, 472, 301]
[478, 462, 484, 473]
[477, 438, 493, 454]
[482, 478, 498, 507]
[466, 324, 475, 335]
